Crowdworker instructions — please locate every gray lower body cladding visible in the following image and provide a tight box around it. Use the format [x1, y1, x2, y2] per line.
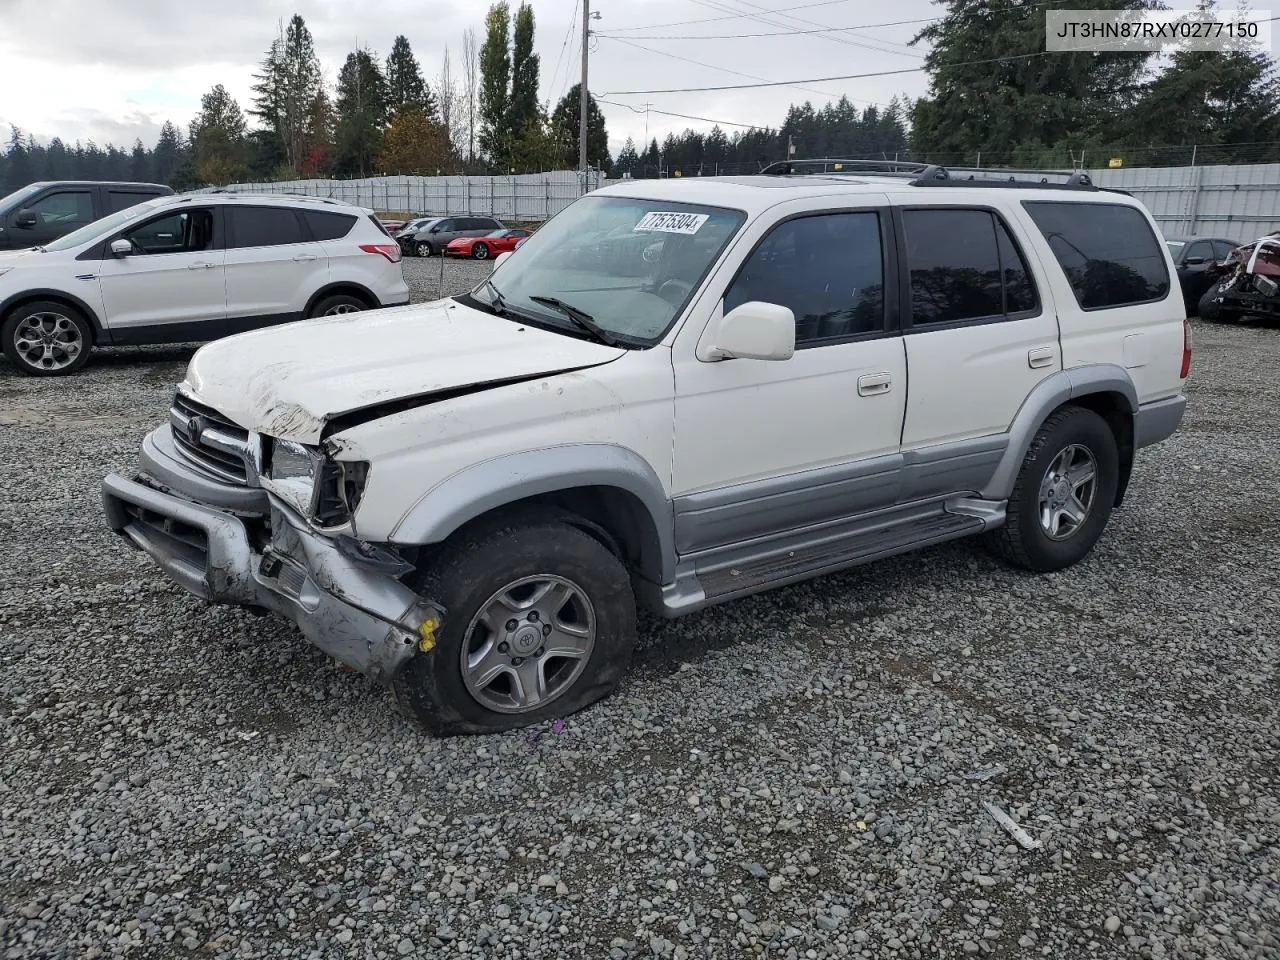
[101, 470, 439, 683]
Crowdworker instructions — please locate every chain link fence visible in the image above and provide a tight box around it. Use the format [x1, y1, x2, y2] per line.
[191, 170, 605, 221]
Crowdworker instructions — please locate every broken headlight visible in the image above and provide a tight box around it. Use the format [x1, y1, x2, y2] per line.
[264, 438, 370, 525]
[314, 459, 371, 527]
[264, 439, 321, 517]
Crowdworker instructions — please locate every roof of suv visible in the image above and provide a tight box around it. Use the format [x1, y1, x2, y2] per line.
[157, 192, 376, 215]
[594, 172, 1139, 216]
[19, 180, 172, 191]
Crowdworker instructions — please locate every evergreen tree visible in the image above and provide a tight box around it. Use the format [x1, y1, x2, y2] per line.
[152, 122, 185, 185]
[479, 2, 512, 165]
[190, 84, 249, 185]
[4, 127, 33, 188]
[251, 14, 324, 175]
[386, 35, 438, 122]
[615, 137, 639, 177]
[334, 48, 390, 178]
[130, 139, 150, 181]
[551, 84, 611, 171]
[508, 4, 539, 137]
[380, 106, 460, 175]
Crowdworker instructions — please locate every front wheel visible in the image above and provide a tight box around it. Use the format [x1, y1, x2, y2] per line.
[391, 516, 637, 735]
[2, 300, 93, 376]
[985, 406, 1119, 572]
[472, 243, 490, 260]
[416, 241, 434, 258]
[1198, 284, 1242, 323]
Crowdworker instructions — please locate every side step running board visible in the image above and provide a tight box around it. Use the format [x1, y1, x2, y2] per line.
[696, 511, 985, 603]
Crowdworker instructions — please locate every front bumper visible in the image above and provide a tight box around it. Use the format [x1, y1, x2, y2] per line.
[101, 472, 440, 684]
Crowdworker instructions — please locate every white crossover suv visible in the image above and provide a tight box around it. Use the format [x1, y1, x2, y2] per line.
[0, 192, 409, 376]
[102, 161, 1190, 735]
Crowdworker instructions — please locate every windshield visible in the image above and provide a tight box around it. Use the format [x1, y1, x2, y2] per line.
[1166, 241, 1185, 256]
[0, 183, 44, 214]
[487, 229, 509, 237]
[41, 201, 166, 252]
[470, 195, 745, 344]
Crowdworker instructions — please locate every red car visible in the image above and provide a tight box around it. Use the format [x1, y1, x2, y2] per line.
[445, 228, 532, 260]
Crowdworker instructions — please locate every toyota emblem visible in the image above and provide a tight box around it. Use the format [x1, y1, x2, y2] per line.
[186, 416, 204, 444]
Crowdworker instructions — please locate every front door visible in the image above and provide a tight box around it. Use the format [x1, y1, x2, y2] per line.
[671, 207, 907, 554]
[5, 187, 97, 250]
[97, 206, 227, 341]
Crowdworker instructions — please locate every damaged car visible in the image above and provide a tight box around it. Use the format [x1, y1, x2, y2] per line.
[102, 168, 1189, 735]
[1197, 232, 1280, 322]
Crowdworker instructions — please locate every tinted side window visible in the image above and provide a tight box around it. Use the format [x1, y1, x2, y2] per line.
[228, 206, 305, 248]
[1185, 241, 1211, 262]
[903, 209, 1003, 325]
[303, 210, 357, 241]
[29, 190, 94, 225]
[107, 191, 158, 214]
[1022, 201, 1170, 309]
[724, 212, 885, 345]
[1213, 240, 1238, 259]
[996, 218, 1036, 314]
[436, 220, 456, 233]
[123, 209, 215, 255]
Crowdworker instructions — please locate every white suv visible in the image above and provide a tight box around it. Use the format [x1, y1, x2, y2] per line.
[102, 162, 1190, 735]
[0, 193, 409, 376]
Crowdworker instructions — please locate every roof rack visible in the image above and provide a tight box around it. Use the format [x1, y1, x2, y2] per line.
[907, 165, 1098, 190]
[760, 158, 930, 178]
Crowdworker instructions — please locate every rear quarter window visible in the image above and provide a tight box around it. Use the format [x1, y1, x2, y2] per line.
[1022, 200, 1170, 310]
[303, 210, 357, 241]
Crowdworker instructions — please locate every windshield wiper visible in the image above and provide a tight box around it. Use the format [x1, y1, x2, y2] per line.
[528, 296, 622, 347]
[477, 277, 507, 315]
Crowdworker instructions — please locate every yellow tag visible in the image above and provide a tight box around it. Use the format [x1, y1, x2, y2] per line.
[856, 821, 867, 831]
[418, 617, 439, 653]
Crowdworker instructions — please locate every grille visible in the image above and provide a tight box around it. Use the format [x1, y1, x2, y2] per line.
[170, 392, 256, 485]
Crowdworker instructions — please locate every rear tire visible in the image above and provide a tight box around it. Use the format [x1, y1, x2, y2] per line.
[391, 515, 637, 736]
[985, 406, 1119, 573]
[308, 293, 368, 318]
[2, 300, 93, 376]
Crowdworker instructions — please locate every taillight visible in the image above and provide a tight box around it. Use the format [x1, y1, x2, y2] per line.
[359, 243, 402, 263]
[1180, 317, 1192, 379]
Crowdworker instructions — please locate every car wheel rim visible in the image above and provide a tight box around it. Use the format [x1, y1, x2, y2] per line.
[1037, 443, 1098, 541]
[417, 243, 431, 257]
[475, 246, 488, 259]
[324, 303, 360, 316]
[460, 575, 596, 715]
[13, 312, 82, 372]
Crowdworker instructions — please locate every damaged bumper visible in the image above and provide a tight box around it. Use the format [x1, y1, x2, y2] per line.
[101, 471, 440, 684]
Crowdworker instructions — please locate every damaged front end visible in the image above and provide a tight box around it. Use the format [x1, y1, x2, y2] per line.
[1201, 234, 1280, 319]
[100, 396, 443, 685]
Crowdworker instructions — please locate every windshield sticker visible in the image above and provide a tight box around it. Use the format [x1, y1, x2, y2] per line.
[634, 212, 709, 235]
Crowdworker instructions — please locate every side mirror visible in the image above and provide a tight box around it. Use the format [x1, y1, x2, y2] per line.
[1184, 256, 1206, 266]
[14, 209, 37, 229]
[492, 251, 512, 271]
[703, 301, 795, 361]
[110, 238, 133, 257]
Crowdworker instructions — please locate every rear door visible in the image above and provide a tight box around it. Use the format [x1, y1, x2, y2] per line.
[223, 205, 328, 332]
[104, 188, 164, 215]
[96, 205, 227, 340]
[895, 204, 1061, 462]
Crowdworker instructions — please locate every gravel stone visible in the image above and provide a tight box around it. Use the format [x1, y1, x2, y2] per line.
[1, 275, 1278, 960]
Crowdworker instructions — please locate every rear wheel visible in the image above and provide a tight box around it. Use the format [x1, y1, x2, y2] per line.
[2, 300, 93, 376]
[308, 293, 368, 318]
[472, 243, 490, 260]
[391, 515, 637, 735]
[416, 240, 434, 258]
[986, 406, 1119, 572]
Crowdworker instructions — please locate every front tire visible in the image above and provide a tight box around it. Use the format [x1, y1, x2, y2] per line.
[391, 516, 637, 735]
[986, 406, 1119, 572]
[2, 300, 93, 376]
[472, 243, 490, 260]
[416, 241, 434, 258]
[1198, 284, 1241, 323]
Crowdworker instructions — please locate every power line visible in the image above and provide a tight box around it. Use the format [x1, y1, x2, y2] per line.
[601, 35, 858, 102]
[718, 0, 920, 56]
[685, 0, 919, 58]
[597, 18, 937, 41]
[603, 0, 856, 34]
[595, 97, 764, 131]
[547, 0, 579, 97]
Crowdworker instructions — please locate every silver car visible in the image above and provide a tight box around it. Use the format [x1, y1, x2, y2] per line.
[402, 215, 505, 258]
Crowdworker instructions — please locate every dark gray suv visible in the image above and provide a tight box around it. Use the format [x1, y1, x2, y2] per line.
[402, 215, 505, 257]
[0, 181, 173, 251]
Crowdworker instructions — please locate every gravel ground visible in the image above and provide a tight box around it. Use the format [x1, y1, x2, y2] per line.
[1, 259, 1277, 959]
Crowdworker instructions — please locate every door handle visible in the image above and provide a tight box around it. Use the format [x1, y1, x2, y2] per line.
[187, 263, 214, 270]
[857, 372, 893, 397]
[1027, 346, 1056, 369]
[293, 254, 319, 262]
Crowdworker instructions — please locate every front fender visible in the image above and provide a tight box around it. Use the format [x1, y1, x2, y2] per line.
[389, 443, 676, 584]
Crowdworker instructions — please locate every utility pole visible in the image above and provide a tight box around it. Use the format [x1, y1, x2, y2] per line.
[580, 0, 590, 177]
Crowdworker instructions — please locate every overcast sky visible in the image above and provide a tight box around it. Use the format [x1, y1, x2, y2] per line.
[0, 0, 937, 159]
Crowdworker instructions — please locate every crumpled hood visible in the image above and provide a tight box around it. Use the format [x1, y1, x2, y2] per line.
[181, 298, 626, 443]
